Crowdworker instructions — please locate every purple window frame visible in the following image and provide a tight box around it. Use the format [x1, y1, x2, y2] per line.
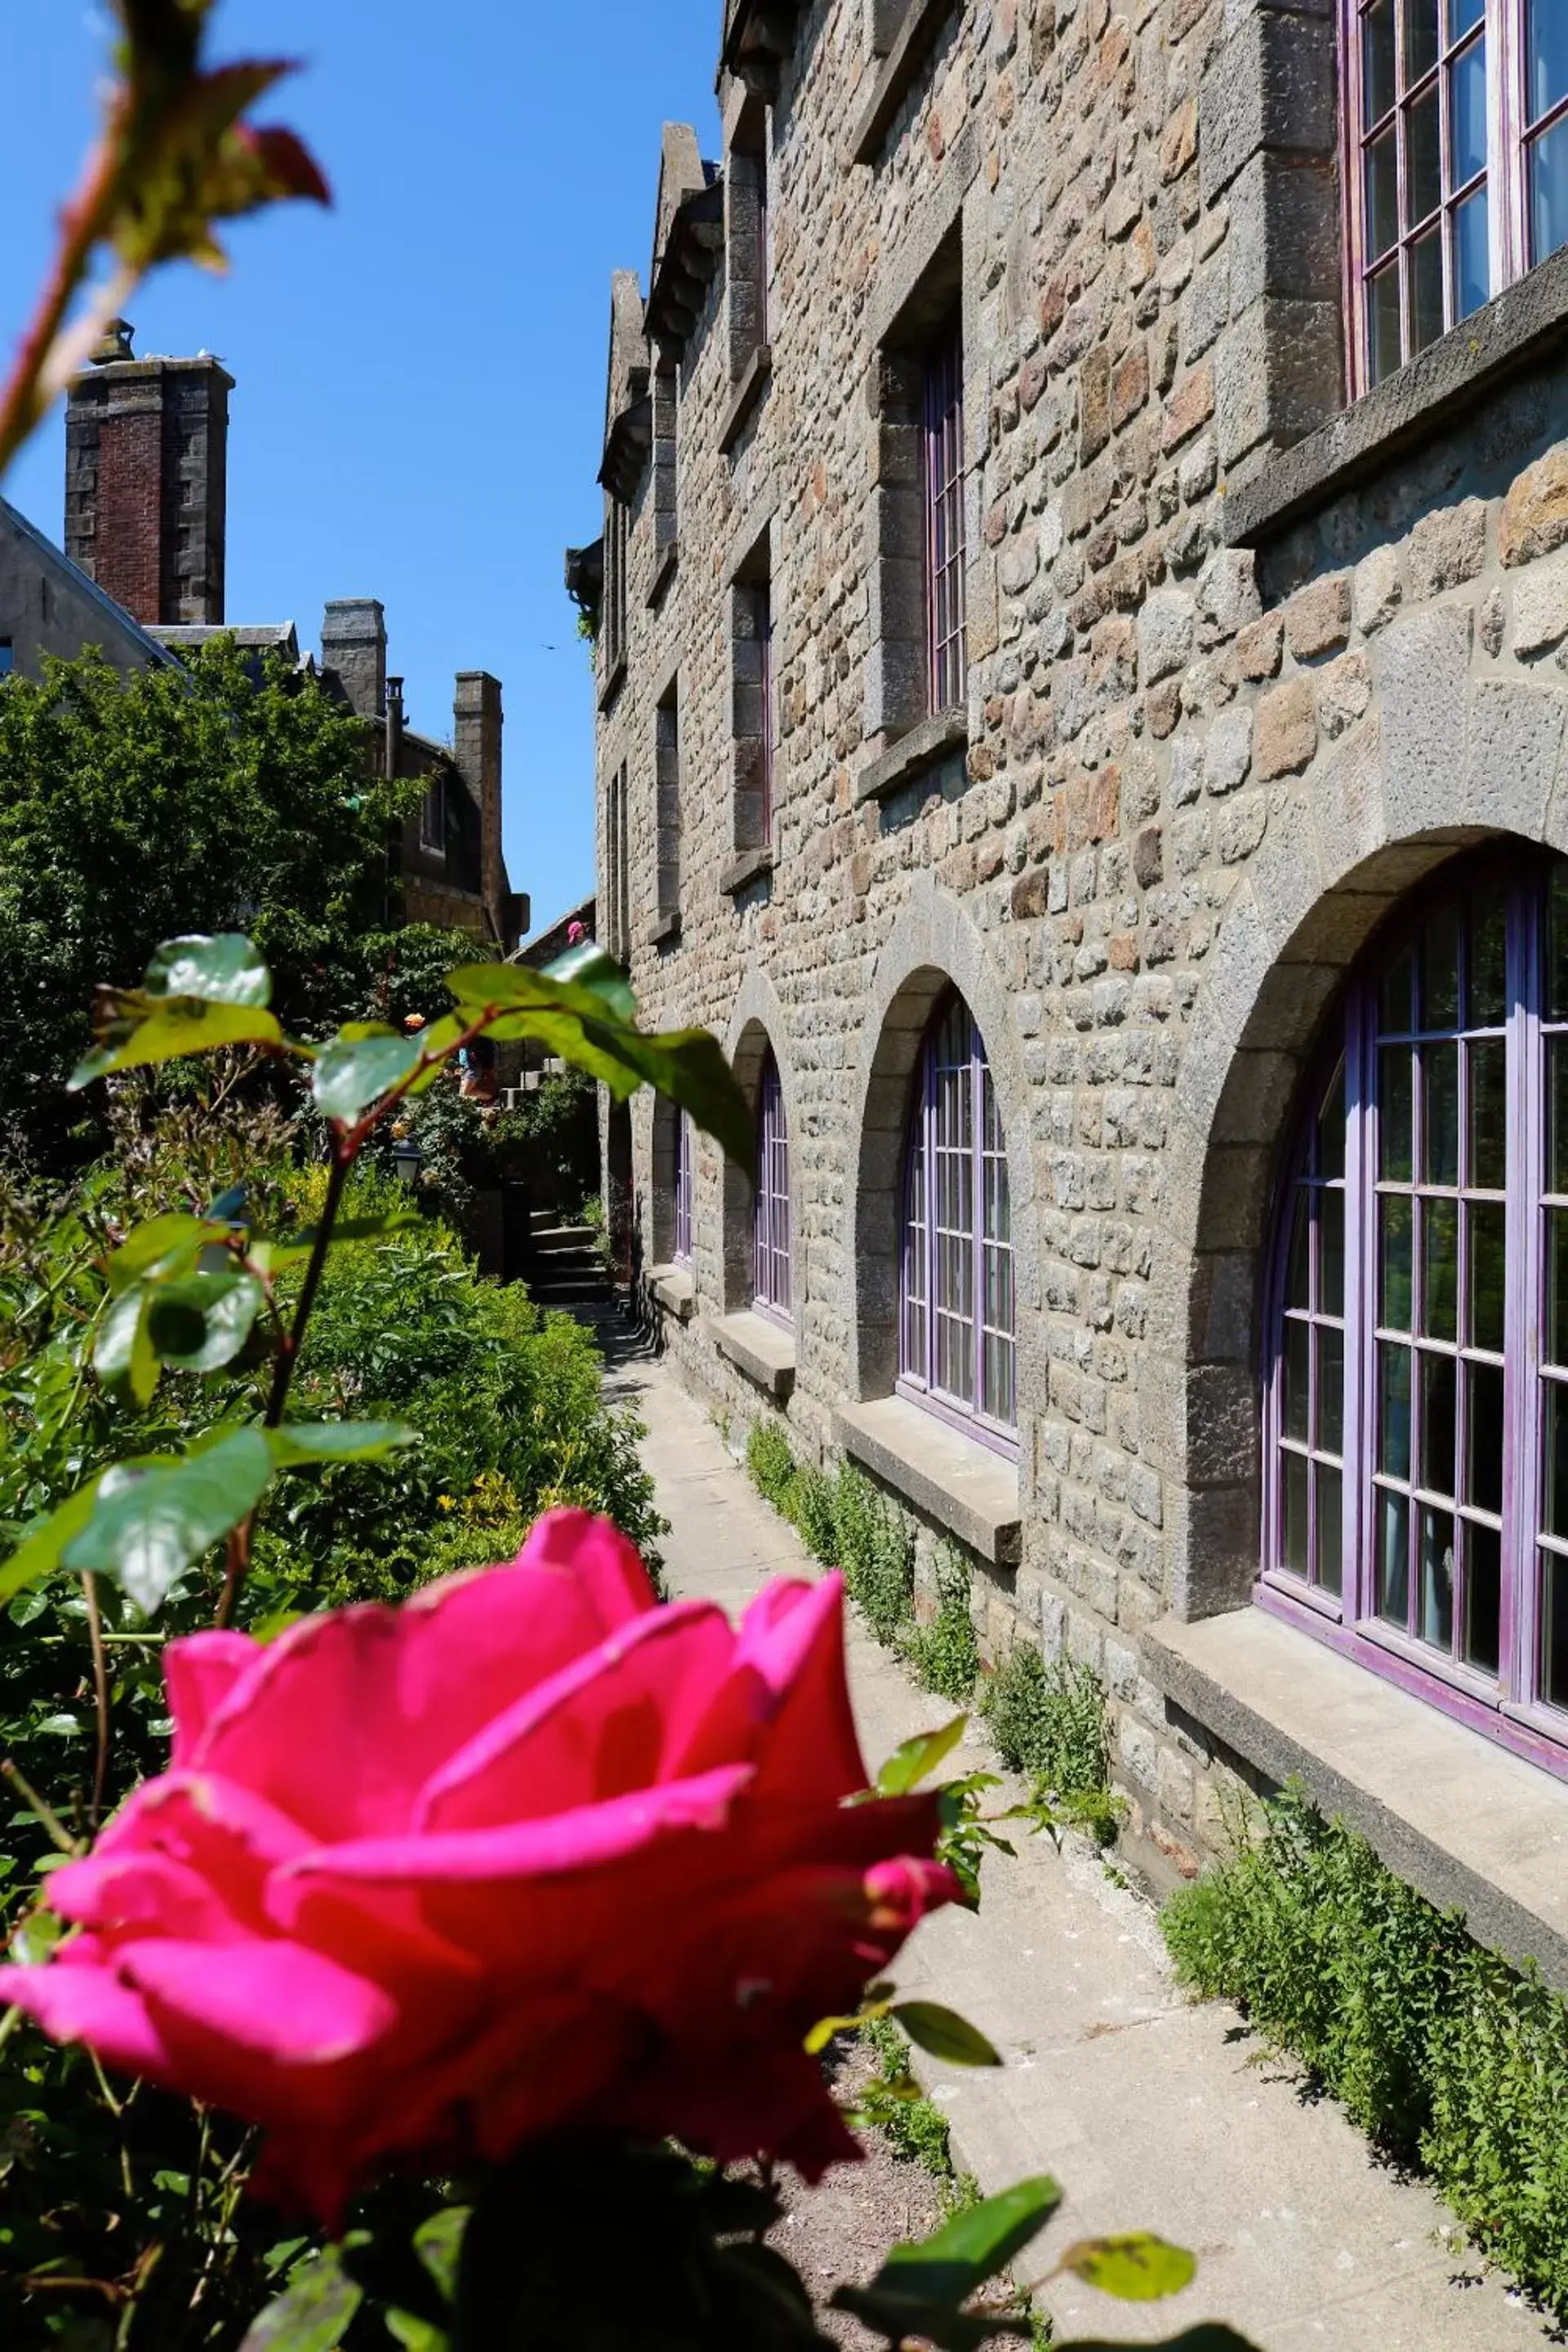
[754, 1053, 792, 1325]
[674, 1112, 693, 1267]
[1260, 852, 1568, 1780]
[924, 322, 966, 717]
[898, 995, 1017, 1454]
[1343, 2, 1568, 399]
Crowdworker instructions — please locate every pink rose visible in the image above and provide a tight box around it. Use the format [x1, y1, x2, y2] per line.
[0, 1512, 957, 2222]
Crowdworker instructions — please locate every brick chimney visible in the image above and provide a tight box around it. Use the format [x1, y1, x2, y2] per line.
[320, 599, 387, 720]
[65, 319, 231, 626]
[453, 671, 505, 942]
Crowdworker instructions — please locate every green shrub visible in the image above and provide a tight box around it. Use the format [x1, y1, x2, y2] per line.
[858, 2016, 954, 2177]
[788, 1460, 840, 1567]
[746, 1417, 798, 1512]
[834, 1464, 915, 1646]
[902, 1540, 980, 1702]
[1163, 1783, 1568, 2319]
[982, 1643, 1110, 1798]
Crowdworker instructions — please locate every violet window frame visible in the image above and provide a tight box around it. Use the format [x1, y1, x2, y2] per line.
[1343, 0, 1568, 399]
[1261, 851, 1568, 1780]
[753, 1052, 792, 1327]
[924, 320, 967, 718]
[674, 1112, 693, 1268]
[898, 993, 1017, 1456]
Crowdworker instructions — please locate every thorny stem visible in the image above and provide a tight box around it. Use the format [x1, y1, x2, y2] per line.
[0, 122, 126, 482]
[2, 1756, 79, 1856]
[82, 1570, 112, 1831]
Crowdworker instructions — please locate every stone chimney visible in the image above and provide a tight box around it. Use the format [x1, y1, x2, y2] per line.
[321, 599, 387, 720]
[453, 671, 505, 941]
[65, 319, 232, 626]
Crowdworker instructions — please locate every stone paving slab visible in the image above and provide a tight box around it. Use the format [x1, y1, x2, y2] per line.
[621, 1355, 1552, 2352]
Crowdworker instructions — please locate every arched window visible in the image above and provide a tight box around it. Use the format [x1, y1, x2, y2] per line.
[674, 1112, 693, 1267]
[754, 1053, 791, 1324]
[1264, 853, 1568, 1773]
[899, 994, 1015, 1445]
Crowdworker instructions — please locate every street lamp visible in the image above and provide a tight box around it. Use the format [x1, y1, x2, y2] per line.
[392, 1136, 425, 1187]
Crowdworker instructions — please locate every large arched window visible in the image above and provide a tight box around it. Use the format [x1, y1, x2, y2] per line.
[753, 1053, 791, 1325]
[899, 994, 1015, 1446]
[1264, 853, 1568, 1772]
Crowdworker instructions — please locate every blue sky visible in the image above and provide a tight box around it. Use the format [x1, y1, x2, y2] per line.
[0, 3, 721, 938]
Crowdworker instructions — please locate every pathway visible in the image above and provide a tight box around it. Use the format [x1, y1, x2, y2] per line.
[609, 1347, 1551, 2352]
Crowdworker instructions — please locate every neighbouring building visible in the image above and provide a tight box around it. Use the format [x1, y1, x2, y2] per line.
[33, 320, 525, 956]
[575, 0, 1568, 1979]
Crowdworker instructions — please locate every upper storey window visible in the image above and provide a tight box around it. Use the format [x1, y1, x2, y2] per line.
[925, 320, 966, 715]
[1348, 1, 1568, 393]
[604, 498, 630, 677]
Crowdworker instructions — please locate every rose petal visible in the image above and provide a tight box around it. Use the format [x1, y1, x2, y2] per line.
[120, 1936, 397, 2067]
[514, 1508, 657, 1626]
[676, 1575, 866, 1800]
[0, 1960, 172, 2080]
[164, 1632, 259, 1767]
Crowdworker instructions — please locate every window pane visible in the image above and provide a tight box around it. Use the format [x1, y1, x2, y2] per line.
[1321, 1187, 1346, 1316]
[1319, 1325, 1346, 1457]
[1546, 1383, 1568, 1541]
[1468, 887, 1508, 1025]
[1380, 1490, 1412, 1625]
[1453, 187, 1490, 322]
[1380, 1048, 1414, 1181]
[1447, 0, 1482, 34]
[1382, 1196, 1414, 1328]
[1286, 1188, 1311, 1308]
[1284, 1318, 1311, 1443]
[1450, 37, 1486, 185]
[1531, 114, 1568, 265]
[1381, 1342, 1413, 1478]
[1317, 1064, 1348, 1182]
[1529, 0, 1568, 124]
[1551, 1036, 1568, 1195]
[1422, 1350, 1458, 1498]
[1423, 1197, 1459, 1341]
[1366, 130, 1400, 260]
[1465, 1521, 1501, 1674]
[1422, 905, 1462, 1027]
[1283, 1450, 1311, 1576]
[1468, 1039, 1506, 1191]
[1409, 225, 1444, 352]
[1404, 0, 1439, 82]
[1419, 1506, 1456, 1650]
[1316, 1465, 1344, 1597]
[1381, 945, 1415, 1034]
[1469, 1198, 1507, 1354]
[1365, 0, 1396, 122]
[1370, 262, 1404, 382]
[1551, 1210, 1568, 1369]
[1423, 1043, 1460, 1186]
[1544, 1551, 1568, 1709]
[1551, 870, 1568, 1019]
[1407, 84, 1442, 224]
[1468, 1360, 1505, 1517]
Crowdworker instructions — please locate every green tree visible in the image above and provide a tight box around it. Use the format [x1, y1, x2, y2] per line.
[0, 639, 430, 1170]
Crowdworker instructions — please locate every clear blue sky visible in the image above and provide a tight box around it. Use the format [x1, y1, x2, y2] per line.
[0, 3, 721, 938]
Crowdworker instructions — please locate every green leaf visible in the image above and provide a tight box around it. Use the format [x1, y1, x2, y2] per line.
[108, 1213, 220, 1292]
[266, 1423, 416, 1468]
[847, 2176, 1063, 2321]
[894, 2000, 1003, 2068]
[1056, 2235, 1198, 2303]
[146, 1273, 266, 1372]
[539, 941, 637, 1021]
[264, 1210, 422, 1270]
[878, 1715, 969, 1795]
[313, 1031, 425, 1122]
[412, 2206, 470, 2305]
[1052, 2333, 1262, 2352]
[239, 2247, 364, 2350]
[95, 1282, 161, 1406]
[385, 2317, 451, 2352]
[804, 1997, 893, 2056]
[0, 1475, 108, 1606]
[145, 933, 273, 1008]
[69, 997, 285, 1089]
[62, 1431, 275, 1614]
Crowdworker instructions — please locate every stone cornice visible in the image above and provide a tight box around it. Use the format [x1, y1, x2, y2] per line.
[719, 0, 808, 100]
[645, 178, 725, 354]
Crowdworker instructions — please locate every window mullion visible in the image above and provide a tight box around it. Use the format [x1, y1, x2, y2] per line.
[1491, 0, 1523, 288]
[1345, 986, 1372, 1625]
[1508, 872, 1543, 1708]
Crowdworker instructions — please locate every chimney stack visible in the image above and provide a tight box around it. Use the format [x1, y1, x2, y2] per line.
[453, 671, 505, 943]
[65, 320, 232, 626]
[385, 675, 405, 780]
[321, 599, 387, 720]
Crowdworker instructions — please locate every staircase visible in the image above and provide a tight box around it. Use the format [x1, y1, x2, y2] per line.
[526, 1208, 617, 1325]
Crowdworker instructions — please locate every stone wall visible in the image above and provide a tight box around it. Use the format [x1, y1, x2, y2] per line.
[586, 0, 1568, 1888]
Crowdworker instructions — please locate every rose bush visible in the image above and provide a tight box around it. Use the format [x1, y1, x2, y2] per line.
[0, 1508, 958, 2225]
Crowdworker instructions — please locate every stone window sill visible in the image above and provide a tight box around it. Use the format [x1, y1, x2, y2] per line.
[1146, 1606, 1568, 1989]
[596, 653, 626, 715]
[645, 1264, 695, 1324]
[648, 538, 678, 608]
[721, 844, 775, 896]
[856, 706, 969, 808]
[719, 343, 772, 456]
[709, 1310, 795, 1401]
[1224, 243, 1568, 549]
[849, 0, 957, 165]
[643, 909, 680, 948]
[833, 1396, 1020, 1569]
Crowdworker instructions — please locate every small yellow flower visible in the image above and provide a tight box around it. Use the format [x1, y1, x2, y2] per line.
[436, 1494, 457, 1513]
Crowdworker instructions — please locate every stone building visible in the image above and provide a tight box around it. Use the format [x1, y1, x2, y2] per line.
[576, 0, 1568, 1972]
[0, 492, 178, 684]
